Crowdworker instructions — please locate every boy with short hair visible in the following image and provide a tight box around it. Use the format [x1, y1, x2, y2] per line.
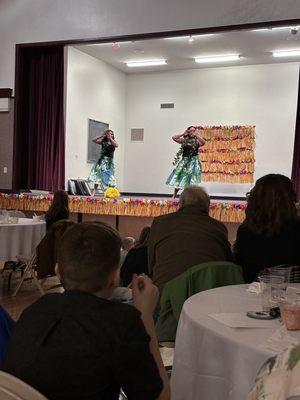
[3, 222, 169, 400]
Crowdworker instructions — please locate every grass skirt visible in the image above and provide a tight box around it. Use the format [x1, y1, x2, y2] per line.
[166, 156, 202, 189]
[87, 155, 116, 190]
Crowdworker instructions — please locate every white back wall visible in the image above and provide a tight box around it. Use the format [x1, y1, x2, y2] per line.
[124, 63, 298, 195]
[65, 47, 126, 190]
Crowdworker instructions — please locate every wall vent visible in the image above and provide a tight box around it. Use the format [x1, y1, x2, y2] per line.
[160, 103, 174, 109]
[0, 98, 10, 112]
[131, 128, 144, 142]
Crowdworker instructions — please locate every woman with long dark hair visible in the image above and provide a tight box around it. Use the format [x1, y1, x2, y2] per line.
[87, 129, 118, 196]
[120, 227, 151, 286]
[45, 190, 69, 230]
[166, 126, 205, 198]
[234, 174, 300, 282]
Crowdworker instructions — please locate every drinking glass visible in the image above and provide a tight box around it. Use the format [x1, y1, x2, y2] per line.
[258, 274, 285, 312]
[269, 265, 292, 297]
[0, 210, 9, 223]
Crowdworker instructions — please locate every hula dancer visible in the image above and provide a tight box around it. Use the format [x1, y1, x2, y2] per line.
[166, 126, 205, 198]
[88, 129, 118, 196]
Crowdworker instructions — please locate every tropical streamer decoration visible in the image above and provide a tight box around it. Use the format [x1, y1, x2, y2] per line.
[0, 193, 246, 223]
[197, 125, 255, 183]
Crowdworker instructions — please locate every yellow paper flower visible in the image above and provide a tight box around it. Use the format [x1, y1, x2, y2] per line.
[104, 187, 120, 199]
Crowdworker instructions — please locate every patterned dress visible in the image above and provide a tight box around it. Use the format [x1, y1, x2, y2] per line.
[166, 137, 202, 189]
[87, 141, 116, 190]
[247, 344, 300, 400]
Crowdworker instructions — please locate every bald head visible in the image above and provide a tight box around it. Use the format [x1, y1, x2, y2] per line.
[179, 186, 210, 212]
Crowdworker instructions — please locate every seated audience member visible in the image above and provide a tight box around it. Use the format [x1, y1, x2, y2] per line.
[247, 343, 300, 399]
[3, 222, 169, 400]
[0, 306, 15, 368]
[234, 174, 300, 283]
[121, 227, 150, 286]
[45, 190, 69, 230]
[120, 236, 135, 266]
[148, 186, 232, 294]
[36, 219, 75, 279]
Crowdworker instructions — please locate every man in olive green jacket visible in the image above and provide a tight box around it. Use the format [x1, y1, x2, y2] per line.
[148, 186, 233, 294]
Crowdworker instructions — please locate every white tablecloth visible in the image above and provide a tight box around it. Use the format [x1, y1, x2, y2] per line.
[171, 284, 287, 400]
[0, 218, 46, 261]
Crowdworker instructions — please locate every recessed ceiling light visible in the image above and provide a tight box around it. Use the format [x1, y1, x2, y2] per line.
[126, 60, 167, 67]
[195, 55, 240, 63]
[273, 49, 300, 58]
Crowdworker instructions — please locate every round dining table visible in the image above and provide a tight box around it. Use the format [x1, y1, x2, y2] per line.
[171, 284, 300, 400]
[0, 218, 46, 261]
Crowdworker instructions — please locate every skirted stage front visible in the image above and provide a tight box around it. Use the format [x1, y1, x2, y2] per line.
[0, 193, 246, 223]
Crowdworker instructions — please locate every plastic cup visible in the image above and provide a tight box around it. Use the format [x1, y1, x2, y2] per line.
[258, 274, 285, 312]
[280, 302, 300, 330]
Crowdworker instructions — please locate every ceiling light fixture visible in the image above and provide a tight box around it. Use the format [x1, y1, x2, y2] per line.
[87, 41, 132, 46]
[164, 36, 191, 40]
[273, 49, 300, 58]
[253, 26, 299, 32]
[195, 54, 240, 63]
[164, 34, 214, 40]
[192, 34, 215, 38]
[126, 60, 167, 67]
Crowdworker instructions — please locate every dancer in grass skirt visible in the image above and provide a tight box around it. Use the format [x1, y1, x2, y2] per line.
[166, 126, 205, 198]
[88, 129, 118, 196]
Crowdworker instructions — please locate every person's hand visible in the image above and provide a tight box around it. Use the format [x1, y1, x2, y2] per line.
[132, 274, 159, 316]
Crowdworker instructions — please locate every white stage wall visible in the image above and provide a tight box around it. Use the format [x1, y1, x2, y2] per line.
[125, 63, 299, 195]
[65, 47, 126, 189]
[65, 48, 298, 196]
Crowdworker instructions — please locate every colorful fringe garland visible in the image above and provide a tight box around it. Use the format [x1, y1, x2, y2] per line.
[0, 193, 246, 223]
[196, 125, 255, 183]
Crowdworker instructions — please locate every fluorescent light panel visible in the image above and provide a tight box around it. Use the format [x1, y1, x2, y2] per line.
[87, 41, 131, 46]
[195, 54, 240, 63]
[164, 34, 214, 40]
[164, 36, 190, 40]
[273, 49, 300, 58]
[253, 26, 299, 32]
[126, 60, 167, 67]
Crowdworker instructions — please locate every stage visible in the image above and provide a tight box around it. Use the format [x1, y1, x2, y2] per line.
[0, 192, 246, 223]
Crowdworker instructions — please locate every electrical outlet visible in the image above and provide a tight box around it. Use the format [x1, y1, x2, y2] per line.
[3, 167, 7, 174]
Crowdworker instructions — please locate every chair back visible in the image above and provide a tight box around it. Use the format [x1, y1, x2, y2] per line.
[156, 261, 244, 342]
[0, 371, 47, 399]
[36, 220, 74, 279]
[164, 261, 244, 319]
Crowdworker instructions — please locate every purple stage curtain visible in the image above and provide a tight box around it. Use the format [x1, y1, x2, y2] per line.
[13, 45, 65, 191]
[292, 68, 300, 200]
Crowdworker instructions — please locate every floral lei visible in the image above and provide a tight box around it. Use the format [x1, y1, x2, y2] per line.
[173, 136, 199, 166]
